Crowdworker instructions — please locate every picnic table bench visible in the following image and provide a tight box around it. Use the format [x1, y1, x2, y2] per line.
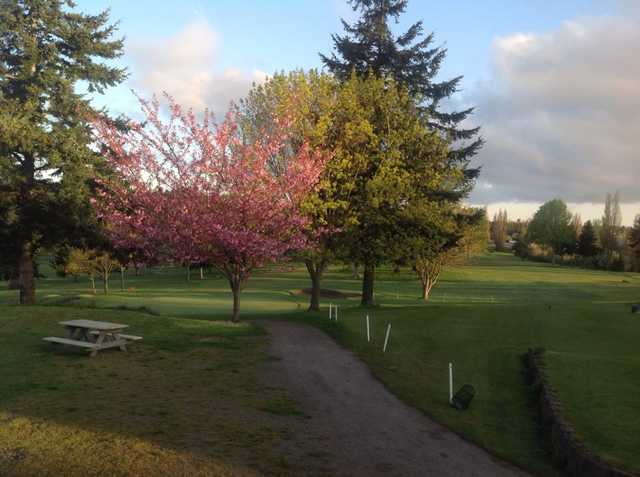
[43, 319, 142, 357]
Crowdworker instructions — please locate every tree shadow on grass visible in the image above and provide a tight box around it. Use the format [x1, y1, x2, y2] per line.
[0, 306, 333, 477]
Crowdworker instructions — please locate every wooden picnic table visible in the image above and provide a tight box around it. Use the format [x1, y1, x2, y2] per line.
[43, 319, 142, 357]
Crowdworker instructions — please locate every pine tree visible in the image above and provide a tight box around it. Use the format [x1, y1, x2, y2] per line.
[320, 0, 482, 179]
[0, 1, 126, 304]
[578, 220, 599, 258]
[627, 215, 640, 272]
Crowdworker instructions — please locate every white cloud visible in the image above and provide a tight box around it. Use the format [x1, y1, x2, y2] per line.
[468, 15, 640, 207]
[127, 21, 267, 117]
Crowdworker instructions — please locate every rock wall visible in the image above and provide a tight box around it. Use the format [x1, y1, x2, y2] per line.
[524, 348, 636, 477]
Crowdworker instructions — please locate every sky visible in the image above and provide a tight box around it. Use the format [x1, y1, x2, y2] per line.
[80, 0, 640, 224]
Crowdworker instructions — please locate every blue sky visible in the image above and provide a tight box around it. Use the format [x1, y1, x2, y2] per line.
[84, 0, 621, 85]
[79, 0, 640, 223]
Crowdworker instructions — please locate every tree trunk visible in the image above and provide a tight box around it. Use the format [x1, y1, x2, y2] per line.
[18, 242, 35, 305]
[103, 272, 109, 295]
[200, 267, 204, 280]
[351, 262, 360, 279]
[417, 263, 441, 302]
[90, 275, 96, 294]
[120, 267, 125, 291]
[422, 278, 434, 302]
[305, 258, 326, 311]
[231, 280, 241, 322]
[186, 265, 191, 282]
[361, 263, 375, 306]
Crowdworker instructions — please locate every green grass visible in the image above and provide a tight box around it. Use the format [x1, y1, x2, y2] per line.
[306, 254, 640, 475]
[0, 306, 319, 476]
[2, 253, 639, 475]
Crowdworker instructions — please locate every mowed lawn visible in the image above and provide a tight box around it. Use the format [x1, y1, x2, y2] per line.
[1, 253, 639, 475]
[0, 306, 333, 477]
[316, 255, 640, 475]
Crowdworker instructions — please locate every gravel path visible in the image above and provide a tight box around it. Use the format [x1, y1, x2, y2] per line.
[262, 320, 530, 477]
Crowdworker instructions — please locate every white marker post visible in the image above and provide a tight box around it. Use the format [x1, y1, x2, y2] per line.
[329, 303, 333, 320]
[335, 305, 338, 321]
[366, 314, 371, 342]
[449, 363, 454, 404]
[382, 323, 391, 352]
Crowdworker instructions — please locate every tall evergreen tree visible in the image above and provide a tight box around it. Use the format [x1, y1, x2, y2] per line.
[320, 0, 481, 302]
[627, 215, 640, 272]
[320, 0, 482, 176]
[329, 73, 459, 305]
[577, 220, 599, 258]
[0, 0, 126, 304]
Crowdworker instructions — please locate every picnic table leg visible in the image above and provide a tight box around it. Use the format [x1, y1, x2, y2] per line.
[92, 331, 127, 355]
[103, 331, 126, 351]
[68, 326, 92, 342]
[114, 332, 127, 352]
[66, 326, 78, 340]
[90, 330, 109, 357]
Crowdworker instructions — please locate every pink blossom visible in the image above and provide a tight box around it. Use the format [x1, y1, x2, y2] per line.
[93, 93, 330, 320]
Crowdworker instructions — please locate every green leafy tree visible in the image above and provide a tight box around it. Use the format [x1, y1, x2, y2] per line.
[0, 1, 126, 304]
[526, 199, 573, 262]
[577, 220, 599, 258]
[328, 73, 460, 305]
[241, 71, 468, 307]
[58, 247, 120, 294]
[460, 208, 489, 259]
[61, 247, 96, 292]
[320, 0, 482, 179]
[240, 70, 341, 311]
[411, 208, 486, 301]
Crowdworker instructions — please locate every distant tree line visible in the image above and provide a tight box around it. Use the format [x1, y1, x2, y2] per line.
[504, 193, 640, 271]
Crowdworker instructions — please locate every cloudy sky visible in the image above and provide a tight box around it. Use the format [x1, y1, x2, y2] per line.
[81, 0, 640, 224]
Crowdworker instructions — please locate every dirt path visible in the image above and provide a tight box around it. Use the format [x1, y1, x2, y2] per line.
[262, 321, 529, 477]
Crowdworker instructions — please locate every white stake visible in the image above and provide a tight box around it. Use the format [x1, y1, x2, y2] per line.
[335, 305, 338, 321]
[449, 363, 454, 404]
[382, 323, 391, 352]
[329, 303, 333, 320]
[366, 314, 370, 342]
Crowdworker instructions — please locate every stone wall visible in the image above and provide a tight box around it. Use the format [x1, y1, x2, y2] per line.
[524, 348, 636, 477]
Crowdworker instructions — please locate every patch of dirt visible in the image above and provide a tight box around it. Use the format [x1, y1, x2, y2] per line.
[292, 288, 361, 299]
[261, 321, 530, 477]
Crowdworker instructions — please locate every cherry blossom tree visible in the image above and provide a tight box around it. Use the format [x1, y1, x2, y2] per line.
[93, 95, 329, 321]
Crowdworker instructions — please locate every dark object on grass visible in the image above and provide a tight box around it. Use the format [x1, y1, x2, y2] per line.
[450, 384, 476, 410]
[632, 304, 640, 314]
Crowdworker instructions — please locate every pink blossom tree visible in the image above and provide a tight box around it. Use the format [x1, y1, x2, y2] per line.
[93, 95, 330, 321]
